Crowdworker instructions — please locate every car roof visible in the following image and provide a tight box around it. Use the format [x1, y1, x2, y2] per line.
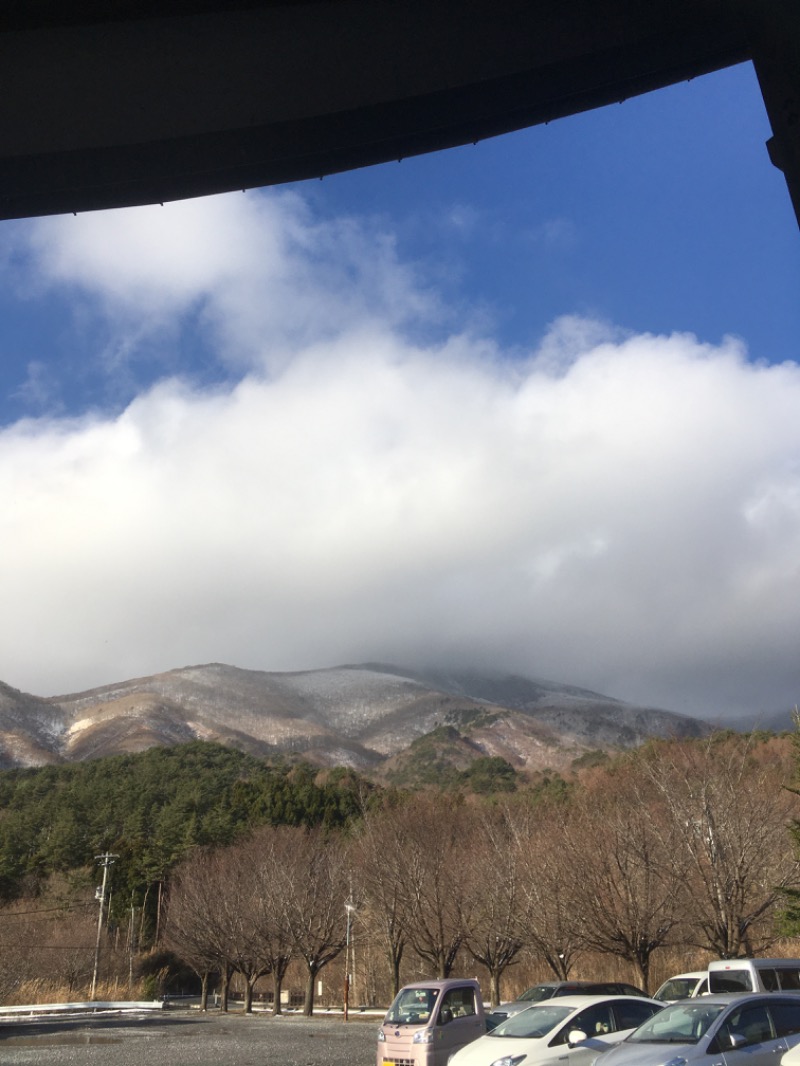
[527, 981, 605, 988]
[660, 992, 798, 1006]
[511, 982, 570, 993]
[660, 972, 706, 980]
[506, 981, 642, 1002]
[399, 979, 480, 991]
[513, 994, 662, 1009]
[709, 958, 800, 967]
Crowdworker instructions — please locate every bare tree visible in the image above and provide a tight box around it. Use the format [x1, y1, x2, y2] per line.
[567, 762, 686, 991]
[248, 827, 296, 1014]
[40, 905, 97, 997]
[276, 827, 349, 1015]
[0, 896, 96, 1002]
[512, 801, 583, 981]
[352, 799, 412, 997]
[214, 842, 275, 1013]
[643, 735, 800, 958]
[163, 848, 236, 1010]
[461, 804, 525, 1006]
[402, 793, 469, 979]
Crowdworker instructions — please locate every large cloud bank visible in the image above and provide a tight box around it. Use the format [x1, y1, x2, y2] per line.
[1, 193, 799, 718]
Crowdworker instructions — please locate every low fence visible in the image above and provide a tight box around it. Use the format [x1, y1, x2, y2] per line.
[0, 1000, 164, 1017]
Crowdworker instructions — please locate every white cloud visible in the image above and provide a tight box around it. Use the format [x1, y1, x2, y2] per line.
[0, 193, 799, 721]
[16, 192, 439, 374]
[11, 360, 63, 413]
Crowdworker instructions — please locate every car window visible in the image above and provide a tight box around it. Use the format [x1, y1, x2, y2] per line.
[385, 987, 439, 1023]
[492, 1005, 574, 1039]
[718, 1004, 773, 1048]
[709, 969, 753, 993]
[762, 969, 781, 991]
[613, 999, 662, 1030]
[657, 978, 696, 1000]
[626, 1002, 725, 1044]
[769, 1001, 800, 1037]
[551, 1004, 614, 1046]
[440, 987, 476, 1021]
[779, 969, 800, 991]
[519, 985, 556, 1003]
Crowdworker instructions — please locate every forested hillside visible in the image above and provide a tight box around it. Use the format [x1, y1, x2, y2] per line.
[0, 731, 798, 1012]
[0, 742, 376, 906]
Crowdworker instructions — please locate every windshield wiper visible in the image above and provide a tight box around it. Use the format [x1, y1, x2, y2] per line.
[634, 1037, 693, 1044]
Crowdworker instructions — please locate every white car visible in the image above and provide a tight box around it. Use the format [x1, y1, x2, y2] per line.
[653, 970, 709, 1002]
[595, 993, 800, 1066]
[448, 995, 663, 1066]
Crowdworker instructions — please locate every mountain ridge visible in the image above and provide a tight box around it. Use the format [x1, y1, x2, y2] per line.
[0, 662, 717, 775]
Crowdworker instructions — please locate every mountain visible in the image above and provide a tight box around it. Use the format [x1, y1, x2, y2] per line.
[0, 663, 712, 776]
[0, 681, 71, 769]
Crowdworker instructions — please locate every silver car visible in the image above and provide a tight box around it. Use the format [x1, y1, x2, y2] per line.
[594, 993, 800, 1066]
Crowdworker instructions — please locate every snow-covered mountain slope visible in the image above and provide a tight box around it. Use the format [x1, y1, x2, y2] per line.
[0, 662, 711, 772]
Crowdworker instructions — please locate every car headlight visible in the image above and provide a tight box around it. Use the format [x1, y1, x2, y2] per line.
[378, 1030, 386, 1042]
[413, 1029, 434, 1044]
[489, 1056, 527, 1066]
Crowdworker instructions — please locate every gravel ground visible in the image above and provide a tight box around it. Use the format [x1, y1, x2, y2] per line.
[0, 1009, 379, 1066]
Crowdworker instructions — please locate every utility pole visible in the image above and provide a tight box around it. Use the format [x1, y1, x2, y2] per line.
[90, 852, 118, 1000]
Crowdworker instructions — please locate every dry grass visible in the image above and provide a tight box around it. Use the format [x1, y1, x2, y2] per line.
[6, 976, 148, 1006]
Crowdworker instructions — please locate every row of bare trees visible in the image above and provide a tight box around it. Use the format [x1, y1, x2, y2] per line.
[163, 735, 800, 1011]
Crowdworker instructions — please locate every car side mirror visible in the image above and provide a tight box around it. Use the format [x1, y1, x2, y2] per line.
[439, 1008, 453, 1026]
[567, 1029, 588, 1046]
[728, 1033, 746, 1050]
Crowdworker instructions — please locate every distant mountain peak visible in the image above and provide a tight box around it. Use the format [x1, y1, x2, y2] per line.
[0, 662, 712, 774]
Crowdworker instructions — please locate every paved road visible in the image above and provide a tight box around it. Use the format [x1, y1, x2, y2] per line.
[0, 1009, 378, 1066]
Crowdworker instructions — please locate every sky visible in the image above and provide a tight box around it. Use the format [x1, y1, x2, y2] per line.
[0, 60, 798, 721]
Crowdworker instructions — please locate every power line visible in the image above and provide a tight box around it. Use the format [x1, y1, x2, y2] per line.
[7, 944, 97, 951]
[0, 902, 94, 918]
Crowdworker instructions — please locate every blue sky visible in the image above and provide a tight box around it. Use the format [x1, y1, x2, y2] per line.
[0, 60, 798, 720]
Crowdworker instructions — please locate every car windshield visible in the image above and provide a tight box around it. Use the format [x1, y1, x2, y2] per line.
[626, 1002, 725, 1044]
[491, 1005, 574, 1038]
[518, 985, 557, 1003]
[384, 988, 439, 1024]
[656, 978, 698, 1000]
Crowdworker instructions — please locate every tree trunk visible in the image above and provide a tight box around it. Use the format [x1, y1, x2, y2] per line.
[303, 965, 319, 1016]
[139, 884, 150, 946]
[489, 970, 500, 1007]
[220, 965, 231, 1012]
[390, 948, 403, 998]
[633, 954, 650, 994]
[154, 880, 163, 945]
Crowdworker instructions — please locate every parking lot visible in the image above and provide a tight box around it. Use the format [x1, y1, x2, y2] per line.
[0, 1009, 378, 1066]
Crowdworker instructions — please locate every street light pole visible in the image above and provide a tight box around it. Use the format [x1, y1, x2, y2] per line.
[343, 900, 355, 1022]
[90, 852, 118, 1000]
